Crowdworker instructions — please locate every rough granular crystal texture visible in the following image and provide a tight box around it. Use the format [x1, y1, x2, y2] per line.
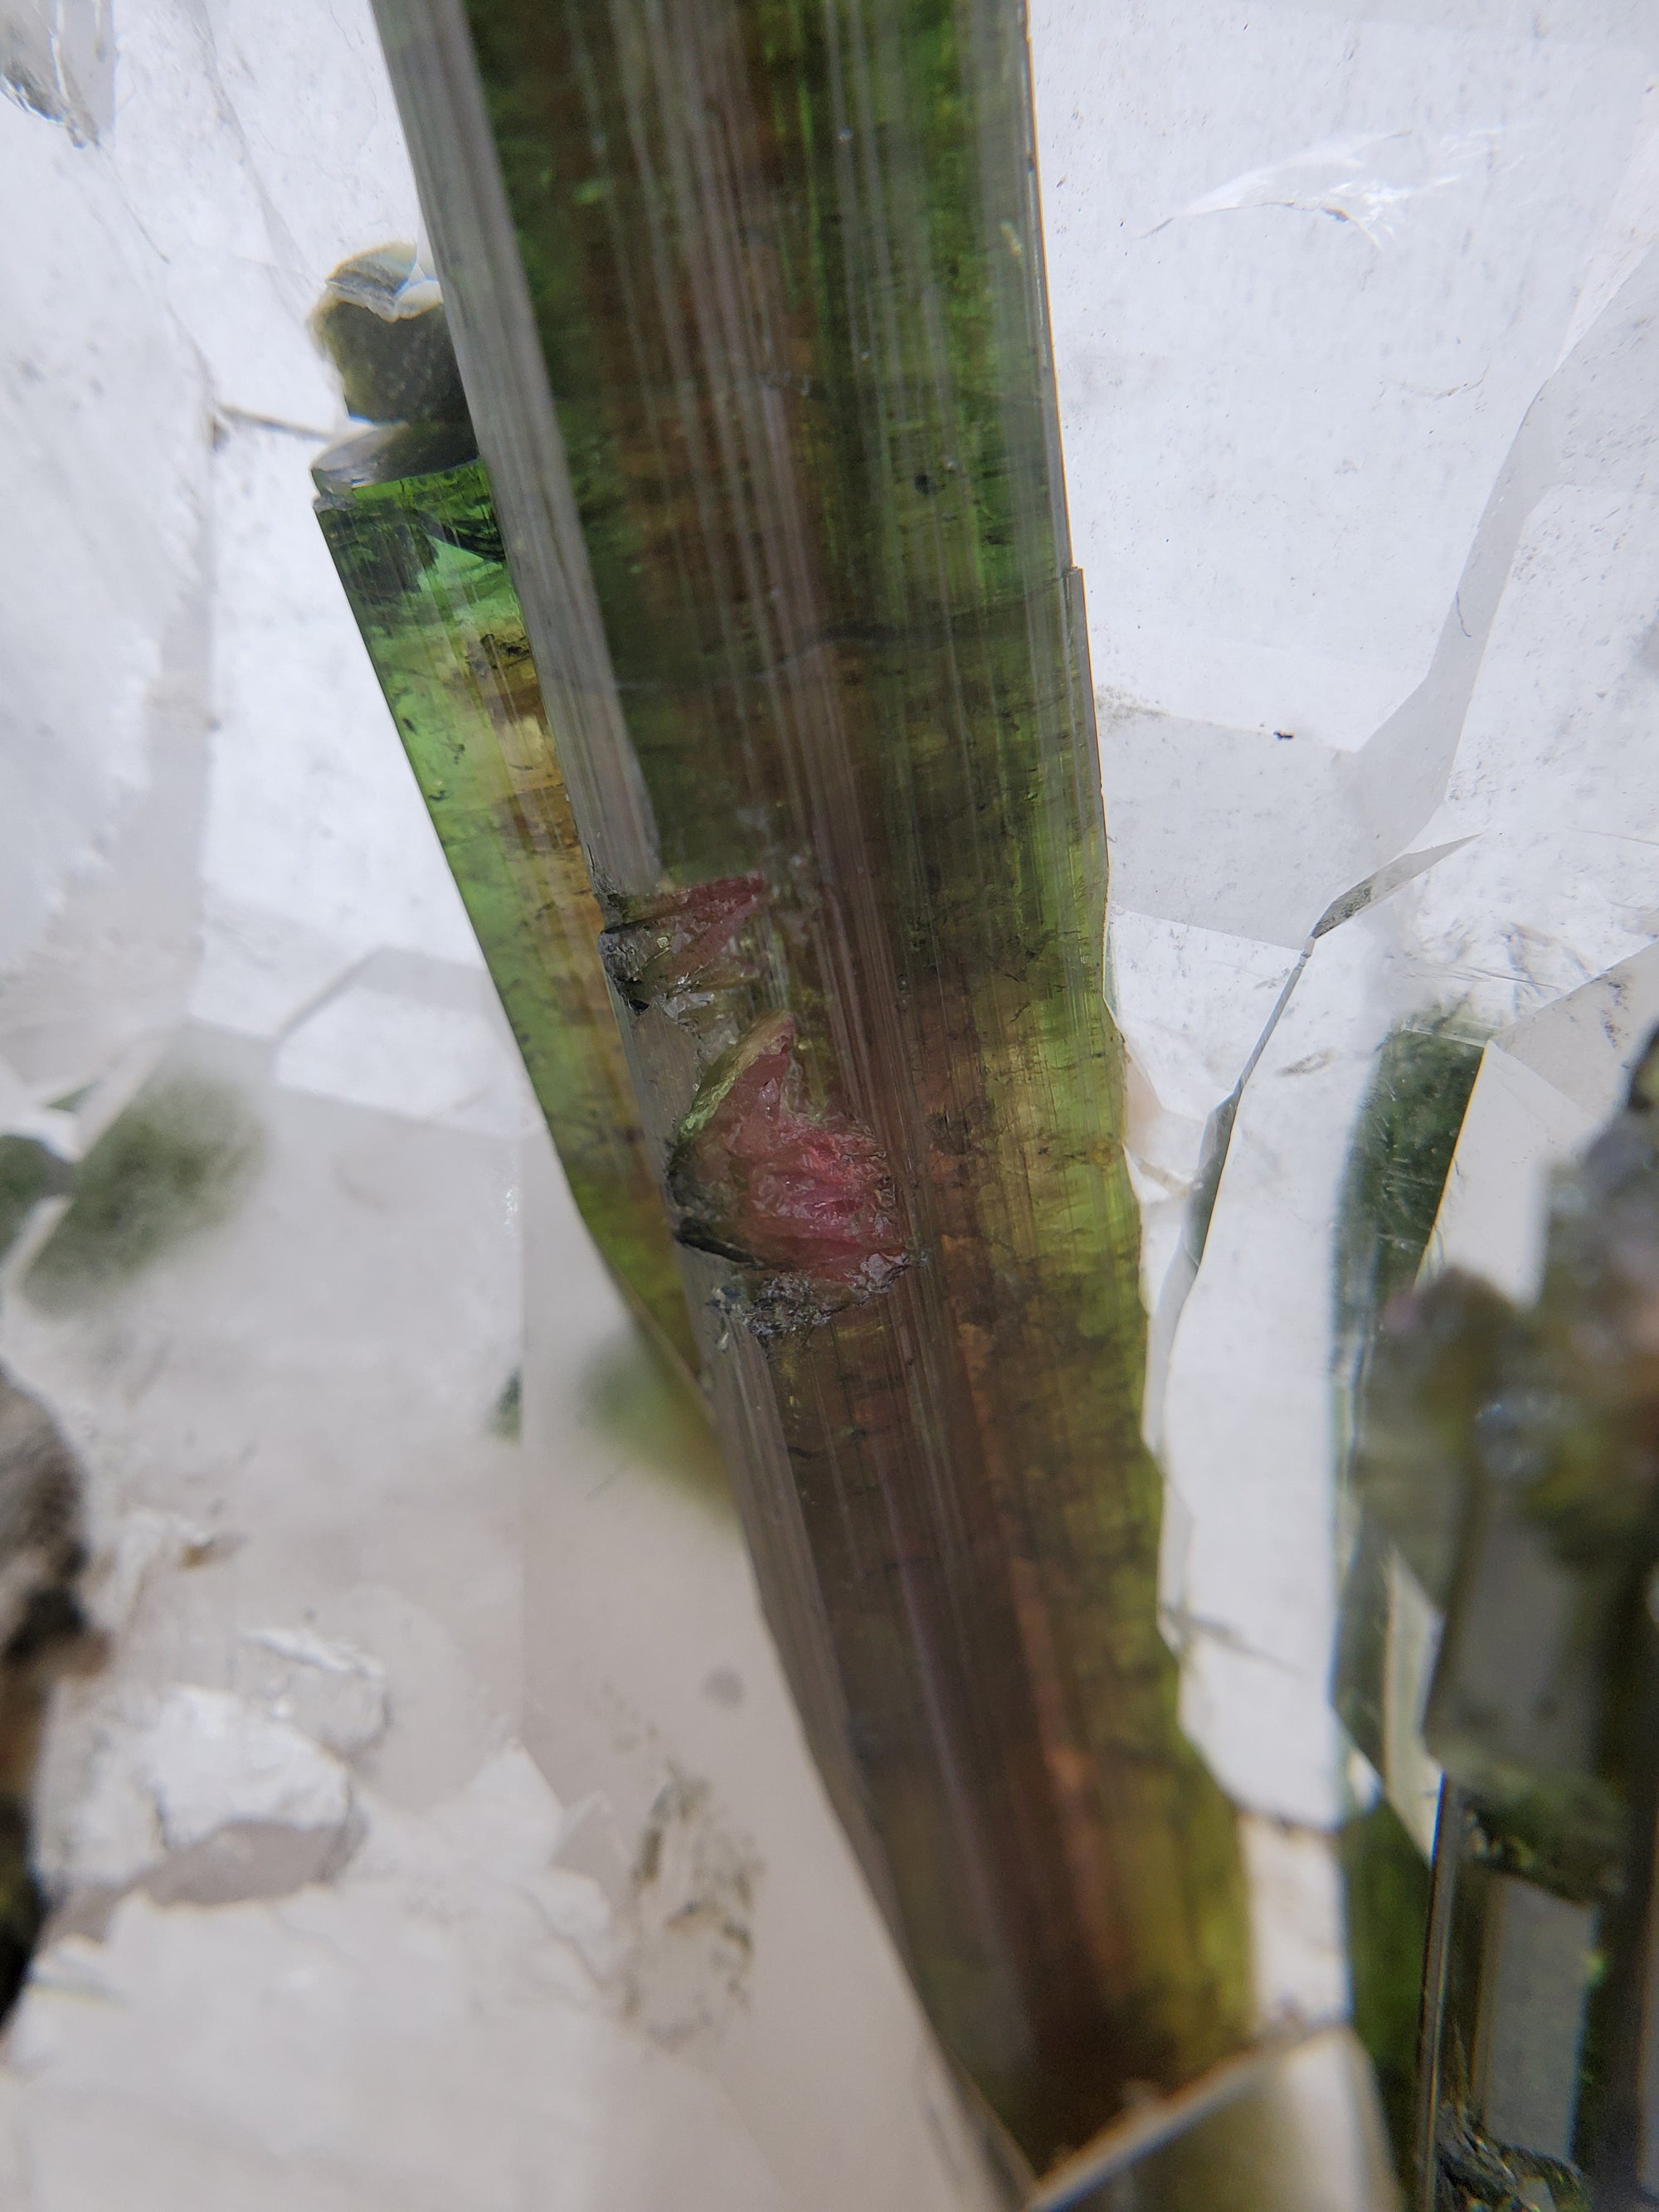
[666, 1012, 909, 1300]
[377, 0, 1251, 2168]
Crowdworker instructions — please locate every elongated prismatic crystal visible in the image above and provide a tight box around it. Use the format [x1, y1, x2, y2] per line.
[312, 249, 697, 1378]
[1333, 1027, 1483, 2167]
[366, 0, 1254, 2171]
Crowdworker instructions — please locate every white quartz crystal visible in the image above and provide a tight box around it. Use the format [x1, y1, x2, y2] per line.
[1034, 0, 1659, 2003]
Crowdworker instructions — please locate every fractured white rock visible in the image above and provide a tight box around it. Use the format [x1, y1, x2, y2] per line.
[58, 1685, 353, 1902]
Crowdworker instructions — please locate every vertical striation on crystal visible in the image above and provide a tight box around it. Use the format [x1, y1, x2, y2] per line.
[1332, 1024, 1483, 2166]
[372, 0, 1251, 2171]
[1356, 1034, 1659, 2210]
[311, 250, 697, 1379]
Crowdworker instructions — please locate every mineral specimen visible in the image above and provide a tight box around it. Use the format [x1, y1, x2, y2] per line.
[371, 0, 1251, 2171]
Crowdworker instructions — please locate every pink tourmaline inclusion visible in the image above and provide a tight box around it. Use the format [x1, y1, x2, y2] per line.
[669, 1011, 907, 1289]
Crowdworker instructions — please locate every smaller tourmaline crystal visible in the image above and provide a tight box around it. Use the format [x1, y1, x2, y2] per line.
[310, 248, 697, 1380]
[1355, 1031, 1659, 2206]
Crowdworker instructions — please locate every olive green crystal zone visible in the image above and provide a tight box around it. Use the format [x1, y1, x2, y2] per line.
[1331, 1027, 1482, 2185]
[466, 0, 1087, 955]
[314, 463, 697, 1378]
[1335, 1027, 1485, 1393]
[1340, 1800, 1433, 2171]
[460, 0, 1249, 2162]
[1331, 1027, 1485, 1779]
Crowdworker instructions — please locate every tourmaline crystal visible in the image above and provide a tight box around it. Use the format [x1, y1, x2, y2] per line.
[372, 0, 1251, 2171]
[1332, 1027, 1485, 2162]
[311, 248, 697, 1378]
[1355, 1035, 1659, 2208]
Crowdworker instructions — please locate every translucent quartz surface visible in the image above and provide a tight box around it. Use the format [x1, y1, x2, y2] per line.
[0, 0, 474, 1106]
[1034, 0, 1659, 1833]
[0, 4, 1000, 2205]
[0, 1037, 993, 2212]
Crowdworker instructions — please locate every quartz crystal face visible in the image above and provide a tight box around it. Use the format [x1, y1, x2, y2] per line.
[1032, 3, 1659, 2203]
[1035, 0, 1659, 1848]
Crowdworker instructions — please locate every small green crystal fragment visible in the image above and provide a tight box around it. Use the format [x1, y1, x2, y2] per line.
[1341, 1796, 1433, 2162]
[310, 245, 469, 430]
[1333, 1027, 1483, 2181]
[1336, 1027, 1485, 1364]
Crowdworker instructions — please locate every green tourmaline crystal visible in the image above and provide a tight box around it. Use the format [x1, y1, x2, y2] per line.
[370, 0, 1253, 2171]
[313, 367, 697, 1378]
[1331, 1025, 1483, 2177]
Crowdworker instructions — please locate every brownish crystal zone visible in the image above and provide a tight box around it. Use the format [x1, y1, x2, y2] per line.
[378, 0, 1253, 2163]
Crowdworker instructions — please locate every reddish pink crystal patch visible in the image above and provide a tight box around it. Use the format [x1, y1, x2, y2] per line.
[669, 1013, 907, 1288]
[601, 873, 767, 1013]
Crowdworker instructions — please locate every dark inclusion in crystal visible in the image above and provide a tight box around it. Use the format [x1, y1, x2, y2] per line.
[309, 243, 469, 430]
[0, 1372, 96, 2021]
[599, 874, 768, 1015]
[668, 1012, 908, 1319]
